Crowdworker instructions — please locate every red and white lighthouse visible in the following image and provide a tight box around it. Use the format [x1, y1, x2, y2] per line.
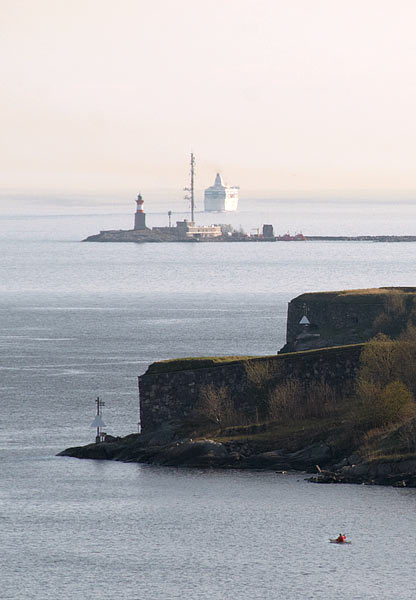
[134, 193, 146, 230]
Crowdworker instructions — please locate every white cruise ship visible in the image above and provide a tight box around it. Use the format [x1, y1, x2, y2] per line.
[204, 173, 239, 212]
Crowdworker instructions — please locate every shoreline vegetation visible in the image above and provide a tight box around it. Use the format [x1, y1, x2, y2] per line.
[60, 330, 416, 488]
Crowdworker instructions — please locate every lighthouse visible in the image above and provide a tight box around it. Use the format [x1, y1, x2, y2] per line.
[134, 193, 147, 230]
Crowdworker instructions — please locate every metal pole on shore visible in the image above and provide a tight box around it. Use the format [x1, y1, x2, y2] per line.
[91, 396, 106, 443]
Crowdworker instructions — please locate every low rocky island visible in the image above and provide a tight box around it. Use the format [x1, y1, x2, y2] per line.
[83, 229, 416, 244]
[60, 288, 416, 487]
[83, 192, 416, 244]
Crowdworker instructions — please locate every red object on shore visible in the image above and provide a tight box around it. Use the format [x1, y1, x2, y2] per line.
[276, 232, 307, 241]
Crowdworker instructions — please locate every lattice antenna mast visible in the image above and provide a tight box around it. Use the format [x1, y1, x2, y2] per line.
[184, 153, 195, 222]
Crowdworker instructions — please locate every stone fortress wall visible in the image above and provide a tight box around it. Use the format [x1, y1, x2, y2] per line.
[139, 288, 416, 434]
[139, 345, 363, 434]
[282, 287, 416, 353]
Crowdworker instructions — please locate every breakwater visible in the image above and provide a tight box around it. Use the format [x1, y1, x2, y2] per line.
[84, 230, 416, 243]
[307, 235, 416, 242]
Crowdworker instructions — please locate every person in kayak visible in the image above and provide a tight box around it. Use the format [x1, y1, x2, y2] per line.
[336, 533, 346, 543]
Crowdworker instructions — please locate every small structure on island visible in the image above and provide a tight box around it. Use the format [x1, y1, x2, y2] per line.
[262, 224, 274, 239]
[134, 193, 147, 230]
[204, 173, 239, 212]
[175, 219, 222, 239]
[91, 396, 106, 443]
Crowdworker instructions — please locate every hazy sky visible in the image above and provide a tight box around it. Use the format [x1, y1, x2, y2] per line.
[2, 0, 416, 195]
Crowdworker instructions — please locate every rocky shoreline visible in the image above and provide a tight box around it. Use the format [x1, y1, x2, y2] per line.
[83, 230, 416, 244]
[58, 429, 416, 488]
[309, 460, 416, 487]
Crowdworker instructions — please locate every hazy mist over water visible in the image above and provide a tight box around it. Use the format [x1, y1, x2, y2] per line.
[1, 201, 416, 599]
[2, 193, 416, 237]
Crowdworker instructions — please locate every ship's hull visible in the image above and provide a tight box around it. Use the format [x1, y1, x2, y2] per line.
[204, 195, 239, 212]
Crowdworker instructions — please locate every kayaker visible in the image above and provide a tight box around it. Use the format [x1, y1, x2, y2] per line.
[336, 533, 346, 543]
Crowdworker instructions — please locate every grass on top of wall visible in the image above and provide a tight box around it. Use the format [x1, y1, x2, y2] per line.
[297, 287, 416, 303]
[145, 344, 365, 375]
[146, 356, 259, 374]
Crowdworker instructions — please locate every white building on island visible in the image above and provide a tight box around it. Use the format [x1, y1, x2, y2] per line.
[204, 173, 239, 212]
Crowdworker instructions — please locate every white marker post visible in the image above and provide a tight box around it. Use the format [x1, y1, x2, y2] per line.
[91, 396, 106, 443]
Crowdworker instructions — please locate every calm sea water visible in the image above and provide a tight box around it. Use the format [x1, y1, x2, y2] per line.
[1, 197, 416, 599]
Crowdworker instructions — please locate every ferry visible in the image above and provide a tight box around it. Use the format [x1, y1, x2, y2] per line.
[204, 173, 239, 212]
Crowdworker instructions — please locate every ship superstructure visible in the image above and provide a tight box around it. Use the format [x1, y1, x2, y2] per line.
[204, 173, 239, 212]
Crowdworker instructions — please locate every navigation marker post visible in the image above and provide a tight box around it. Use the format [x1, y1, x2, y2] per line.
[91, 396, 106, 443]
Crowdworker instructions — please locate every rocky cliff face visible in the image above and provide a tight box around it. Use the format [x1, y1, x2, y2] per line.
[281, 287, 416, 353]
